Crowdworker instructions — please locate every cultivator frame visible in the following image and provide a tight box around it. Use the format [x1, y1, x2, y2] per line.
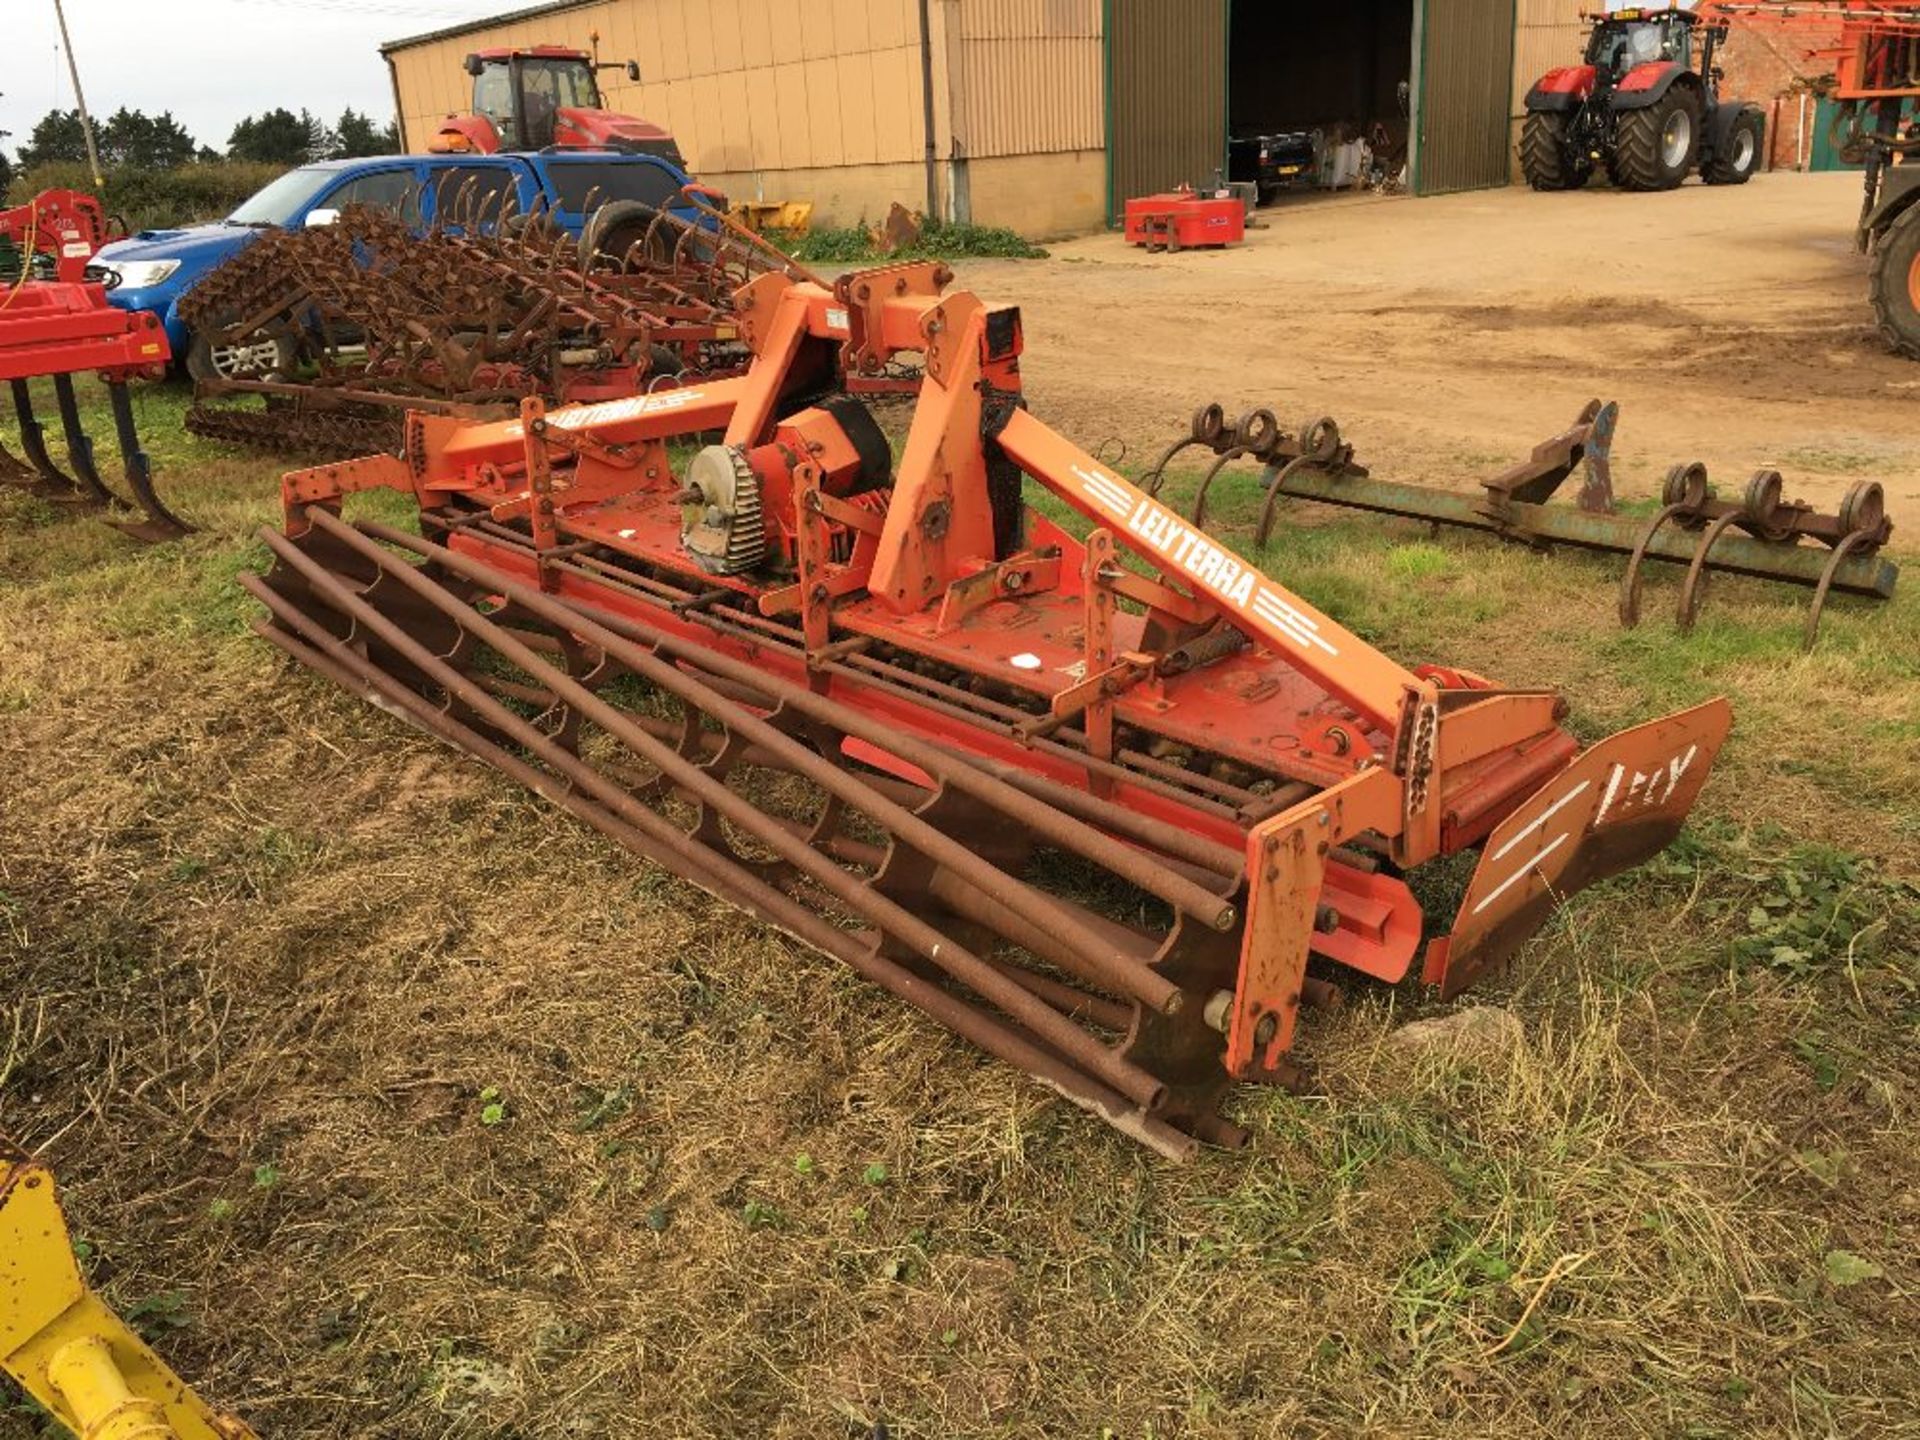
[251, 263, 1732, 1155]
[1141, 400, 1897, 649]
[0, 190, 187, 540]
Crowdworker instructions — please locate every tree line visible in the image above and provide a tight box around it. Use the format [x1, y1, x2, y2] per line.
[9, 105, 398, 175]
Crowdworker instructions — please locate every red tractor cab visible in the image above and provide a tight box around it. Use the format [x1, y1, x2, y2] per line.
[429, 45, 684, 165]
[1522, 7, 1765, 191]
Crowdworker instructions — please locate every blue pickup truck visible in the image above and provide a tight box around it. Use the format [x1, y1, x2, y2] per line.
[90, 149, 707, 372]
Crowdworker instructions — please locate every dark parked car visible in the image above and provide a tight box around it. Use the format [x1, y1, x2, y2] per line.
[1229, 131, 1317, 203]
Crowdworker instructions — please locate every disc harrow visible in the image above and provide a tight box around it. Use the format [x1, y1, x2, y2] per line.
[250, 262, 1734, 1155]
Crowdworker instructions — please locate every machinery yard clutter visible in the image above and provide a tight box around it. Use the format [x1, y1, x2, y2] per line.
[1143, 400, 1898, 649]
[1712, 0, 1920, 357]
[0, 1139, 257, 1439]
[1522, 4, 1767, 190]
[176, 189, 804, 459]
[92, 146, 714, 385]
[0, 190, 186, 542]
[247, 260, 1733, 1158]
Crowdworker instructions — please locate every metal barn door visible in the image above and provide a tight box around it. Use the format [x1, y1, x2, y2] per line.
[1414, 0, 1516, 194]
[1106, 0, 1228, 219]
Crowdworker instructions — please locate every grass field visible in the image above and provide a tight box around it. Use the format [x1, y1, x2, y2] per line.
[2, 375, 1916, 1438]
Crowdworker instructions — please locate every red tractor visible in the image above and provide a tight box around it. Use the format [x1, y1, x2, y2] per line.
[1522, 7, 1766, 191]
[429, 44, 683, 165]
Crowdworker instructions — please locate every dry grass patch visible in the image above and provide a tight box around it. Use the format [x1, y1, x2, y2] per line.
[1, 396, 1916, 1437]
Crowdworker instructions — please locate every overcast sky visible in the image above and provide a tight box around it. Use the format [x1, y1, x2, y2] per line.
[2, 0, 522, 160]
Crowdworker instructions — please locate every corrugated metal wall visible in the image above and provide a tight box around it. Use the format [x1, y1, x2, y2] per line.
[1510, 0, 1585, 179]
[951, 0, 1103, 157]
[1414, 0, 1517, 193]
[387, 0, 933, 173]
[1107, 0, 1227, 216]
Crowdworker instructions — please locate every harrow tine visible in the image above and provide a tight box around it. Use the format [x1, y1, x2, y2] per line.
[1255, 455, 1315, 549]
[1675, 511, 1744, 633]
[102, 380, 191, 541]
[1804, 527, 1876, 651]
[1188, 446, 1247, 530]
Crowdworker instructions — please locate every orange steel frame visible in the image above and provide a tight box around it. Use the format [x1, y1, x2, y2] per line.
[282, 263, 1732, 1086]
[1712, 3, 1920, 100]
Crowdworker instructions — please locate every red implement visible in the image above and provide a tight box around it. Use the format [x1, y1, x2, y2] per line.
[0, 190, 185, 540]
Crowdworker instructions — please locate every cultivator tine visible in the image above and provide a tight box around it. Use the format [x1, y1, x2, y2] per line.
[102, 380, 191, 541]
[0, 435, 29, 484]
[8, 378, 82, 494]
[0, 401, 84, 501]
[50, 373, 119, 506]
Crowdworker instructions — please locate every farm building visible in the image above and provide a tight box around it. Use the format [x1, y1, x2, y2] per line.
[381, 1, 1838, 236]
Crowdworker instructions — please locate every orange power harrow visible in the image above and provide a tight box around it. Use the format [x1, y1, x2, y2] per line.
[249, 263, 1731, 1156]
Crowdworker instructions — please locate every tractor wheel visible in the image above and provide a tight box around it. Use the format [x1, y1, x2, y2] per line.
[1609, 88, 1702, 191]
[577, 200, 718, 272]
[1704, 106, 1764, 185]
[1868, 205, 1920, 360]
[1520, 111, 1592, 191]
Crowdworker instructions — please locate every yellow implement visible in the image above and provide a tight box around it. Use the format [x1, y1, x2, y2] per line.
[728, 199, 814, 235]
[0, 1139, 255, 1440]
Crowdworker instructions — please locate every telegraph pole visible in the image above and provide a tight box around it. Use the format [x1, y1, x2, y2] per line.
[50, 0, 105, 192]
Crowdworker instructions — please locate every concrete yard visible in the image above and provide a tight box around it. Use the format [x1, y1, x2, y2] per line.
[973, 169, 1918, 514]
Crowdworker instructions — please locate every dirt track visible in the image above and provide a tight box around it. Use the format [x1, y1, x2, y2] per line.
[969, 170, 1919, 515]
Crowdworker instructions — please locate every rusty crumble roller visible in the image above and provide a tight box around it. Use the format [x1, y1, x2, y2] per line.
[249, 262, 1735, 1157]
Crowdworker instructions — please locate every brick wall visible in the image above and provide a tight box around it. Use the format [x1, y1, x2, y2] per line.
[1712, 16, 1844, 169]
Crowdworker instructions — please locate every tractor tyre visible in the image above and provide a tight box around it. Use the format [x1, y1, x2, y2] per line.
[1609, 88, 1702, 191]
[1868, 206, 1920, 360]
[1704, 106, 1764, 185]
[579, 201, 672, 271]
[1520, 111, 1592, 191]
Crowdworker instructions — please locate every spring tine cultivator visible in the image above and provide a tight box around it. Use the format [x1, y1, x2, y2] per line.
[0, 189, 187, 541]
[181, 189, 799, 458]
[1148, 400, 1897, 649]
[250, 264, 1733, 1155]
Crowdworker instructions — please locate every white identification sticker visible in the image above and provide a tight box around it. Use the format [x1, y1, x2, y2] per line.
[501, 387, 705, 439]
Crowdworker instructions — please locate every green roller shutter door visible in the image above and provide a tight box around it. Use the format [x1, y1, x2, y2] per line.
[1106, 0, 1229, 220]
